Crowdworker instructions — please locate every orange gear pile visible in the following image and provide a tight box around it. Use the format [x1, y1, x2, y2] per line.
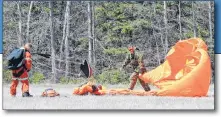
[73, 83, 106, 96]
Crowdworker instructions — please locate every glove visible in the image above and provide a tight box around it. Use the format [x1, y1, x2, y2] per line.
[139, 67, 147, 74]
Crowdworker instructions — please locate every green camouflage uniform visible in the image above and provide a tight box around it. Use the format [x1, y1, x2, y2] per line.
[123, 52, 150, 91]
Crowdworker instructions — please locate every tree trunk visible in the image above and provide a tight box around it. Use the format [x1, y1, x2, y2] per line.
[156, 39, 160, 65]
[59, 2, 68, 69]
[17, 1, 22, 47]
[208, 1, 212, 41]
[64, 1, 71, 79]
[152, 2, 160, 65]
[153, 1, 156, 14]
[192, 1, 197, 38]
[49, 1, 56, 83]
[163, 1, 168, 53]
[26, 1, 33, 43]
[178, 1, 182, 40]
[153, 30, 160, 65]
[92, 1, 96, 65]
[88, 1, 93, 65]
[160, 33, 166, 57]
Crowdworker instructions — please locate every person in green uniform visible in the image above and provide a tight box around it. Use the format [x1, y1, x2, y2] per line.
[122, 46, 150, 91]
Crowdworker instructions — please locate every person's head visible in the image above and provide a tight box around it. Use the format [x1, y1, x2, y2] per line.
[24, 43, 32, 51]
[97, 85, 102, 90]
[128, 46, 136, 54]
[92, 85, 99, 92]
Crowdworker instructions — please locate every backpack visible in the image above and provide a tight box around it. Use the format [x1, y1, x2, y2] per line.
[41, 88, 60, 97]
[7, 48, 25, 70]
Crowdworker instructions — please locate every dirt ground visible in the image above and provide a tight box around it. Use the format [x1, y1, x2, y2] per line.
[2, 84, 214, 110]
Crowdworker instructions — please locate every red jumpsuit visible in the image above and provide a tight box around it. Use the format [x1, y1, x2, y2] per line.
[10, 49, 32, 96]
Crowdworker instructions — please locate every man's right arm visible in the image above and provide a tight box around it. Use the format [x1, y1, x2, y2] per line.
[122, 54, 131, 68]
[24, 51, 32, 71]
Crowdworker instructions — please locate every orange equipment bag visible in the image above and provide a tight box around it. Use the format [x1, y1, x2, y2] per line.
[41, 88, 60, 97]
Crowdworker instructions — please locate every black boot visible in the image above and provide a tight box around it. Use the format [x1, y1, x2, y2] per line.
[139, 79, 151, 91]
[22, 92, 33, 97]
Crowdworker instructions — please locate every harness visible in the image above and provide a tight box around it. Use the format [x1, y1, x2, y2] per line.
[12, 77, 28, 81]
[12, 65, 27, 77]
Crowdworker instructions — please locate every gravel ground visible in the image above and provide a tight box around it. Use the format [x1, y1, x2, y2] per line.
[2, 84, 214, 110]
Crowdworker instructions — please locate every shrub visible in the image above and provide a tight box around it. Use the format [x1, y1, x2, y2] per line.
[103, 47, 128, 55]
[3, 70, 12, 83]
[60, 76, 86, 84]
[96, 69, 130, 84]
[60, 76, 69, 84]
[30, 72, 45, 84]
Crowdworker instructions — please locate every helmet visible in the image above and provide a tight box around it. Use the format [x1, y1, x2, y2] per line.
[128, 46, 136, 54]
[128, 46, 136, 51]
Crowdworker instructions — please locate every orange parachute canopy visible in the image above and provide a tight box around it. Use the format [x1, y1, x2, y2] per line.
[139, 38, 211, 97]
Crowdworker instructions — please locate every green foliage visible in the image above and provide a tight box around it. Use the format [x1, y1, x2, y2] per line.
[79, 37, 88, 48]
[3, 70, 12, 83]
[121, 23, 134, 34]
[69, 78, 85, 84]
[197, 25, 209, 38]
[103, 47, 128, 55]
[7, 21, 17, 29]
[53, 8, 60, 14]
[96, 69, 130, 84]
[184, 31, 194, 38]
[30, 72, 45, 84]
[32, 6, 41, 12]
[96, 2, 152, 45]
[155, 2, 163, 11]
[60, 76, 85, 84]
[43, 7, 50, 13]
[60, 76, 68, 84]
[131, 19, 151, 29]
[101, 23, 111, 31]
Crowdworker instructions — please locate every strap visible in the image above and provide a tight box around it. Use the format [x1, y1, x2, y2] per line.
[12, 77, 28, 81]
[45, 88, 53, 92]
[45, 88, 54, 95]
[12, 67, 25, 77]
